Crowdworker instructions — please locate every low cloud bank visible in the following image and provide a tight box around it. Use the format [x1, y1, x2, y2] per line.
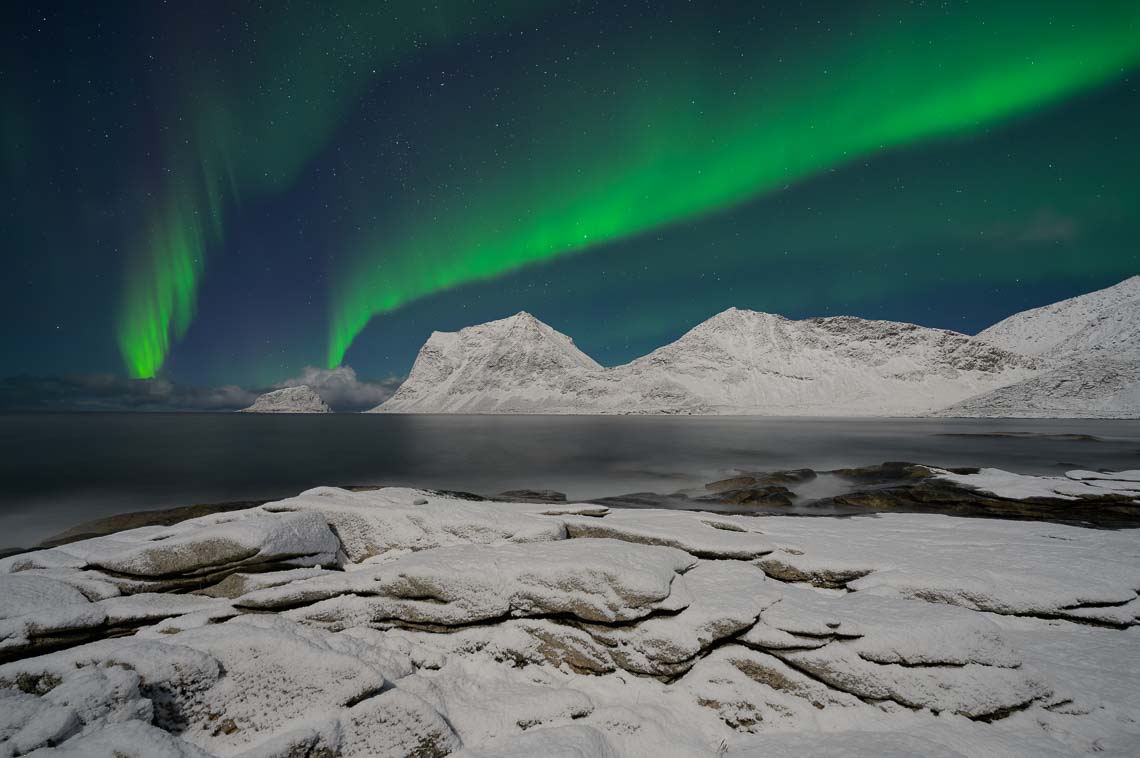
[274, 366, 401, 411]
[0, 366, 401, 412]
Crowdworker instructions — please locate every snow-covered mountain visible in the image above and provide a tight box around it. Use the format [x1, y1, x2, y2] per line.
[598, 309, 1041, 415]
[373, 309, 1037, 416]
[240, 385, 332, 413]
[938, 358, 1140, 419]
[375, 312, 602, 413]
[372, 276, 1138, 417]
[943, 277, 1140, 418]
[977, 275, 1140, 359]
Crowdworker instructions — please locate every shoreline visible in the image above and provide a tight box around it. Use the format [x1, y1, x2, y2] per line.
[8, 461, 1139, 558]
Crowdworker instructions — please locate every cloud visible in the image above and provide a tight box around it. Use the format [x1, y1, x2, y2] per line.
[0, 374, 259, 411]
[980, 209, 1081, 246]
[274, 365, 401, 411]
[0, 365, 403, 412]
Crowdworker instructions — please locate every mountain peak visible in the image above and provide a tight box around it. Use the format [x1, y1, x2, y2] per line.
[372, 310, 600, 413]
[978, 275, 1140, 359]
[239, 385, 331, 414]
[369, 278, 1136, 417]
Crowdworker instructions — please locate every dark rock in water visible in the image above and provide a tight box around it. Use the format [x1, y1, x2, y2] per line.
[705, 476, 760, 493]
[706, 469, 817, 493]
[750, 468, 818, 486]
[936, 432, 1102, 442]
[424, 489, 487, 501]
[700, 485, 796, 507]
[829, 461, 979, 483]
[823, 478, 1140, 528]
[593, 492, 692, 509]
[494, 489, 569, 503]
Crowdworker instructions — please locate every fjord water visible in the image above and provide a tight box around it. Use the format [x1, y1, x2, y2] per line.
[2, 412, 1139, 548]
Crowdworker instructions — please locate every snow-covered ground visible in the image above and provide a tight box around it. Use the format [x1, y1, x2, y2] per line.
[374, 276, 1139, 418]
[2, 474, 1138, 757]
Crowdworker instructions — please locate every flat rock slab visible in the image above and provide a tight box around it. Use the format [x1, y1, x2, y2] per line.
[1, 478, 1138, 756]
[241, 538, 696, 627]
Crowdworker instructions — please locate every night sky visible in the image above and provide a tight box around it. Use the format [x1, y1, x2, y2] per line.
[2, 1, 1138, 403]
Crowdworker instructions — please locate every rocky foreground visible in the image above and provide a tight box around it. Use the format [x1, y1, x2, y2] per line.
[2, 468, 1139, 757]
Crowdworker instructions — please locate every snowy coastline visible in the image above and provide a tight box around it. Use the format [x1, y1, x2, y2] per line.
[2, 467, 1138, 756]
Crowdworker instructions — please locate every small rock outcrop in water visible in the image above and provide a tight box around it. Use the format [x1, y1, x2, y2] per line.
[695, 462, 1140, 528]
[239, 385, 331, 413]
[1, 477, 1138, 755]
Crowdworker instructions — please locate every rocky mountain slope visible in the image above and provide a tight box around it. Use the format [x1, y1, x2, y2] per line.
[946, 277, 1140, 418]
[239, 385, 331, 413]
[374, 310, 1037, 416]
[375, 277, 1139, 417]
[977, 275, 1140, 359]
[375, 312, 602, 413]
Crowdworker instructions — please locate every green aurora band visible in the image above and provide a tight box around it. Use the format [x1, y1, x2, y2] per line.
[328, 1, 1140, 367]
[116, 1, 554, 378]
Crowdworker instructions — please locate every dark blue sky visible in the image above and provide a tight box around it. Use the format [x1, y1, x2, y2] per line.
[2, 1, 1137, 396]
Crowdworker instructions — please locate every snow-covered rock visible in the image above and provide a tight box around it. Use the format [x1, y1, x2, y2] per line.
[238, 385, 331, 413]
[2, 482, 1140, 755]
[374, 309, 1037, 416]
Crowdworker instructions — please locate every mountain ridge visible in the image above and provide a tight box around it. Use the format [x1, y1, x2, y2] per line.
[373, 276, 1137, 417]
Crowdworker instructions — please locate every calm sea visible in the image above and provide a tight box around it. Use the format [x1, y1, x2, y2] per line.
[2, 412, 1138, 548]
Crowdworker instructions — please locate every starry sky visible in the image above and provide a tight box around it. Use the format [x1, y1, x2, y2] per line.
[2, 1, 1138, 401]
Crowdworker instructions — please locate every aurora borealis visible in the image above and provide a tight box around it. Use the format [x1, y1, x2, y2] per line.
[2, 0, 1139, 393]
